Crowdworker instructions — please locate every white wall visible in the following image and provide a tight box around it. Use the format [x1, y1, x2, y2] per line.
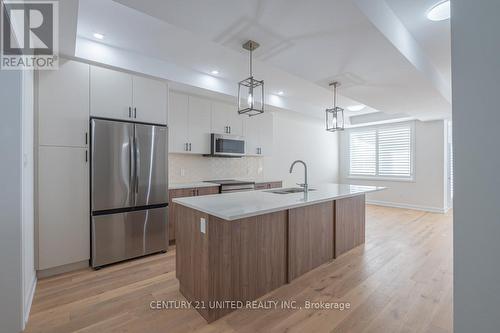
[452, 1, 500, 331]
[266, 109, 339, 186]
[340, 120, 447, 213]
[0, 69, 36, 333]
[21, 69, 36, 327]
[0, 70, 24, 333]
[169, 108, 340, 185]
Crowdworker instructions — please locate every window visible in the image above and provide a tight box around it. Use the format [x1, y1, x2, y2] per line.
[348, 122, 414, 180]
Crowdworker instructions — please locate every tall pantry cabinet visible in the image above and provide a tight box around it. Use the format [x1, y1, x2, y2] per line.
[37, 59, 90, 270]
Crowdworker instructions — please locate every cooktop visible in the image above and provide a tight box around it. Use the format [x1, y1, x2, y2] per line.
[204, 179, 255, 185]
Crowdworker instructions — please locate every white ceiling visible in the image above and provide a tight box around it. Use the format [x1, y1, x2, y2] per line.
[75, 0, 451, 121]
[386, 0, 451, 82]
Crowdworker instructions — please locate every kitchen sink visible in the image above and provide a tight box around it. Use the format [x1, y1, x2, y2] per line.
[265, 187, 316, 194]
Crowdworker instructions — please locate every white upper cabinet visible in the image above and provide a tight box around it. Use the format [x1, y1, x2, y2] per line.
[168, 92, 212, 154]
[243, 115, 260, 156]
[132, 75, 167, 124]
[38, 59, 89, 147]
[90, 66, 133, 120]
[188, 95, 212, 154]
[259, 112, 274, 155]
[90, 66, 167, 124]
[168, 91, 273, 156]
[168, 92, 189, 153]
[211, 101, 243, 136]
[243, 112, 274, 156]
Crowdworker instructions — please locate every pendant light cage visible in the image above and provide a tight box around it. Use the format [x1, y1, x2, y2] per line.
[238, 40, 265, 117]
[326, 81, 345, 132]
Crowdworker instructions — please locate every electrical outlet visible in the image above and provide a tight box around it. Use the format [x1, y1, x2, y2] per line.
[200, 218, 206, 234]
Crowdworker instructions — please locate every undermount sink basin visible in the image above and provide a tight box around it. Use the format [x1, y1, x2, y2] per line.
[265, 187, 316, 194]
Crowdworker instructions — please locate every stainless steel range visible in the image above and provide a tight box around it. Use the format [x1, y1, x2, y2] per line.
[204, 179, 255, 193]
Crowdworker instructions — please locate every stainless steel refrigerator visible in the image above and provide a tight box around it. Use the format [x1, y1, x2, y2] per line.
[90, 118, 168, 268]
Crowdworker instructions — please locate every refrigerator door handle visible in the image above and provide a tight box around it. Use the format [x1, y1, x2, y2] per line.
[134, 134, 140, 196]
[129, 134, 135, 200]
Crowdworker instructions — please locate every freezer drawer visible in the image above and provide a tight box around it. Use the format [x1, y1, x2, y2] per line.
[91, 207, 168, 267]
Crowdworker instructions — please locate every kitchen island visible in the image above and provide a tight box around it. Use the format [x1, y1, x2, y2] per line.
[173, 183, 384, 322]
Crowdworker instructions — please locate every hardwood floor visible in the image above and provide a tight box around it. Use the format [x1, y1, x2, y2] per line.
[24, 205, 453, 333]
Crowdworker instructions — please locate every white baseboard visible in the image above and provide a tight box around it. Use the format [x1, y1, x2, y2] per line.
[37, 260, 89, 279]
[24, 275, 37, 327]
[366, 200, 447, 213]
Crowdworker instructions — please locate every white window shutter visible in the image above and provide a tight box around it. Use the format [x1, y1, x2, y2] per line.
[378, 126, 412, 177]
[349, 129, 376, 176]
[348, 123, 414, 179]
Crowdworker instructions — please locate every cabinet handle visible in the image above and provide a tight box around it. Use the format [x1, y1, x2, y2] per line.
[185, 143, 188, 151]
[189, 143, 192, 151]
[196, 189, 199, 196]
[85, 132, 88, 145]
[229, 126, 231, 134]
[129, 107, 132, 118]
[85, 150, 88, 163]
[134, 107, 137, 119]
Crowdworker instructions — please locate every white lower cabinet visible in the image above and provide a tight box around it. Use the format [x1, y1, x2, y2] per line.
[38, 146, 90, 270]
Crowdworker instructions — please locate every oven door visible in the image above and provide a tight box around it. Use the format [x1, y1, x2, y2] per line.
[211, 134, 245, 156]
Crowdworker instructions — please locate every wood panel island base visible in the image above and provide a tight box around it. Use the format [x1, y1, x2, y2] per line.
[173, 184, 383, 322]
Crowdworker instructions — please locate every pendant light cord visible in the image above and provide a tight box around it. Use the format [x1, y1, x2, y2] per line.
[333, 83, 337, 108]
[249, 49, 253, 77]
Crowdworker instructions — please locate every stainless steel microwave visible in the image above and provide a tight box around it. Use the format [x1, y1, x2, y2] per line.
[210, 133, 245, 157]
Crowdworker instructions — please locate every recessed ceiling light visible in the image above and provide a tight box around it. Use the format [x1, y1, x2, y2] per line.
[347, 104, 366, 112]
[93, 32, 104, 40]
[427, 1, 450, 21]
[210, 70, 219, 75]
[277, 91, 284, 96]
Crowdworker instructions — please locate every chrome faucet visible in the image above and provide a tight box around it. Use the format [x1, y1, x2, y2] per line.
[289, 160, 308, 194]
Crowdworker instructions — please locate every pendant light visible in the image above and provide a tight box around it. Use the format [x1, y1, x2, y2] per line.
[326, 81, 345, 132]
[238, 40, 264, 116]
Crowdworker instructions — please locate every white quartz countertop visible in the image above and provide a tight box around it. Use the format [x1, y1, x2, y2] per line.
[169, 182, 220, 190]
[173, 183, 385, 221]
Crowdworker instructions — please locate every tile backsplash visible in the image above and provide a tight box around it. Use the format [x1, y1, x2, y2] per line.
[169, 153, 265, 183]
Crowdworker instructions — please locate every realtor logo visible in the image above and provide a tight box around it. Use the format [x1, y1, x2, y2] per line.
[1, 0, 58, 70]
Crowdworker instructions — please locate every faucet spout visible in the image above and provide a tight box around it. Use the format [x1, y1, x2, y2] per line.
[289, 160, 308, 194]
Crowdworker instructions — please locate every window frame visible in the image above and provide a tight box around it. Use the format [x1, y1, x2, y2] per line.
[346, 121, 416, 182]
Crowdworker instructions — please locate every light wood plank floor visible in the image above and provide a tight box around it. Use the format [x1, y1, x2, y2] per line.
[25, 205, 453, 333]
